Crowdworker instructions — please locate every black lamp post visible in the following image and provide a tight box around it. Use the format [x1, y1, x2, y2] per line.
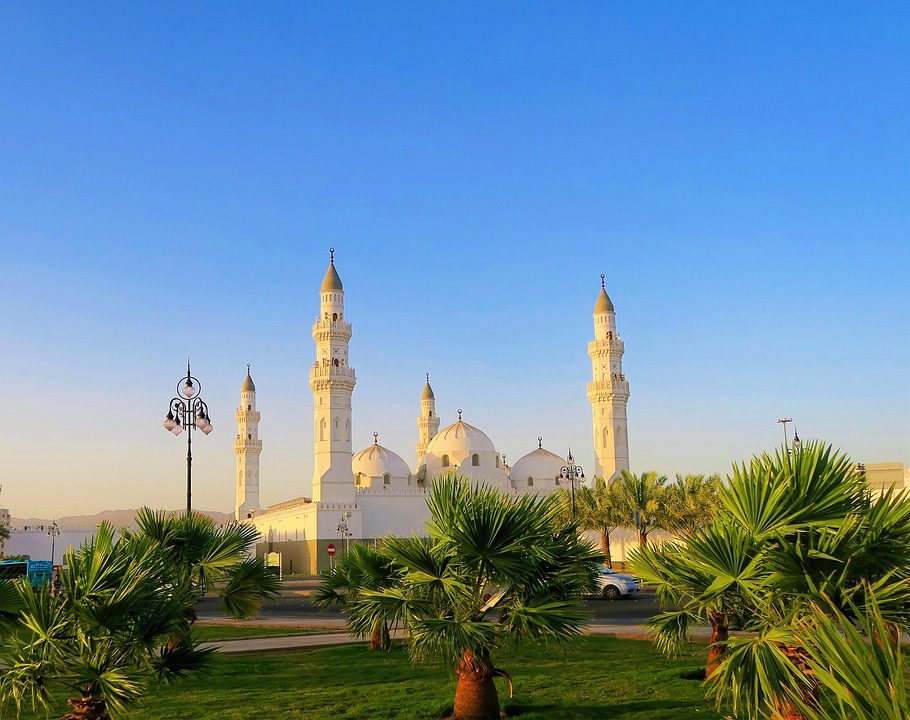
[559, 448, 585, 517]
[163, 361, 213, 516]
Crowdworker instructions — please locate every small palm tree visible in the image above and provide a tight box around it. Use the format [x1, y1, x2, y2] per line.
[0, 523, 212, 719]
[129, 508, 280, 646]
[347, 474, 601, 720]
[557, 478, 626, 567]
[613, 470, 668, 547]
[663, 473, 722, 538]
[312, 542, 400, 650]
[633, 441, 910, 720]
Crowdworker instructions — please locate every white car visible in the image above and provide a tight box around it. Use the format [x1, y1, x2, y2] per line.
[594, 564, 641, 600]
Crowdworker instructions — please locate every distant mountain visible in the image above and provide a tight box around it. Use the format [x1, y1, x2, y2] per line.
[11, 509, 234, 531]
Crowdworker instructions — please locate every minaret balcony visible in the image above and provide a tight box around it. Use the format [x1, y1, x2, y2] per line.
[586, 380, 630, 402]
[587, 338, 624, 357]
[312, 319, 352, 341]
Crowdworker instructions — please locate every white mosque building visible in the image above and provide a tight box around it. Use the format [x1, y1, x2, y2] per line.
[237, 251, 630, 574]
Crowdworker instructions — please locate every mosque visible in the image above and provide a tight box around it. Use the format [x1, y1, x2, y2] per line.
[236, 251, 631, 574]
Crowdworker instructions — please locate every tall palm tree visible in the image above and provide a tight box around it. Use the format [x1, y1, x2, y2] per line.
[129, 508, 280, 645]
[613, 470, 668, 547]
[556, 478, 626, 567]
[0, 523, 212, 720]
[347, 474, 601, 720]
[663, 473, 722, 538]
[312, 542, 400, 650]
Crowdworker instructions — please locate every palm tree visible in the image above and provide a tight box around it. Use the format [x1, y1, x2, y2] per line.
[312, 542, 400, 650]
[557, 478, 626, 567]
[632, 441, 910, 720]
[613, 470, 668, 547]
[632, 518, 761, 676]
[347, 474, 601, 720]
[129, 508, 280, 646]
[0, 523, 212, 719]
[663, 473, 721, 538]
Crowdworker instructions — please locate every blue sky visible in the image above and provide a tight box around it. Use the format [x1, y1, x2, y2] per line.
[1, 2, 907, 517]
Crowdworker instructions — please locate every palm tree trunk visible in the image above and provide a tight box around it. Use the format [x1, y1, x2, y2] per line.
[638, 527, 648, 548]
[453, 649, 501, 720]
[600, 531, 613, 568]
[771, 644, 817, 720]
[705, 613, 728, 678]
[370, 619, 391, 651]
[61, 695, 110, 720]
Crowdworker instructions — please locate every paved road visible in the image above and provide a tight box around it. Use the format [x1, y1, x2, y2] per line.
[197, 592, 660, 626]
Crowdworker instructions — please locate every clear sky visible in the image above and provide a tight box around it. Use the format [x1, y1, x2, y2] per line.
[1, 2, 907, 518]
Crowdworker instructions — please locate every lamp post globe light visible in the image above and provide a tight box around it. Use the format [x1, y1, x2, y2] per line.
[559, 448, 585, 518]
[162, 361, 213, 516]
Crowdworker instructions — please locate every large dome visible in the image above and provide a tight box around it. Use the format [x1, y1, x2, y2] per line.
[352, 441, 411, 479]
[511, 446, 564, 481]
[426, 418, 496, 455]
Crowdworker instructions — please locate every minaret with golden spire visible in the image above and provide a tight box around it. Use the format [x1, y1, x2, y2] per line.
[587, 274, 630, 480]
[310, 249, 357, 504]
[416, 372, 440, 467]
[234, 364, 262, 520]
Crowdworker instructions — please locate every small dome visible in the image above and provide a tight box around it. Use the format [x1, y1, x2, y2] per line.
[422, 381, 435, 400]
[353, 441, 411, 479]
[594, 287, 614, 314]
[241, 367, 256, 392]
[321, 255, 343, 292]
[511, 446, 564, 482]
[426, 417, 496, 455]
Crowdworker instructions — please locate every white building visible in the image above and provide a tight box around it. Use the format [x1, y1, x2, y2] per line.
[240, 251, 631, 574]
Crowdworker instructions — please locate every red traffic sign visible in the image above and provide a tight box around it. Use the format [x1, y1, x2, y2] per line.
[326, 544, 337, 557]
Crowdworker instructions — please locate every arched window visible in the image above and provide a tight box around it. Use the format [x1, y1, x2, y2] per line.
[602, 427, 609, 448]
[442, 455, 450, 468]
[495, 455, 500, 468]
[335, 417, 339, 430]
[346, 418, 351, 441]
[320, 418, 326, 441]
[527, 477, 534, 487]
[383, 473, 390, 486]
[355, 473, 361, 486]
[472, 454, 479, 467]
[333, 358, 339, 367]
[247, 404, 251, 411]
[247, 433, 252, 440]
[332, 312, 338, 321]
[428, 411, 432, 417]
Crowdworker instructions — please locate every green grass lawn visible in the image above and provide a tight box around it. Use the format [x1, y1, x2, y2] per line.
[192, 625, 330, 641]
[14, 636, 724, 719]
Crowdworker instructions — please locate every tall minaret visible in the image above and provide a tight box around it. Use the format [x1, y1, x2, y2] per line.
[587, 274, 630, 481]
[310, 249, 357, 504]
[416, 373, 440, 466]
[234, 365, 262, 520]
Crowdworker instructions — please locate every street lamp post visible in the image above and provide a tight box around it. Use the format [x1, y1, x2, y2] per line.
[48, 520, 60, 564]
[337, 512, 352, 556]
[162, 361, 213, 516]
[777, 417, 793, 449]
[559, 448, 585, 518]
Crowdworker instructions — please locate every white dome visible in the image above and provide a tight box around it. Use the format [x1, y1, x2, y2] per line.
[426, 419, 496, 456]
[511, 446, 564, 482]
[352, 442, 411, 479]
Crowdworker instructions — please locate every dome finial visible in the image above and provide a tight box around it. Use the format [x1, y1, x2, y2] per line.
[600, 273, 605, 290]
[457, 408, 463, 421]
[329, 247, 335, 264]
[373, 431, 378, 445]
[538, 435, 543, 448]
[426, 372, 430, 383]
